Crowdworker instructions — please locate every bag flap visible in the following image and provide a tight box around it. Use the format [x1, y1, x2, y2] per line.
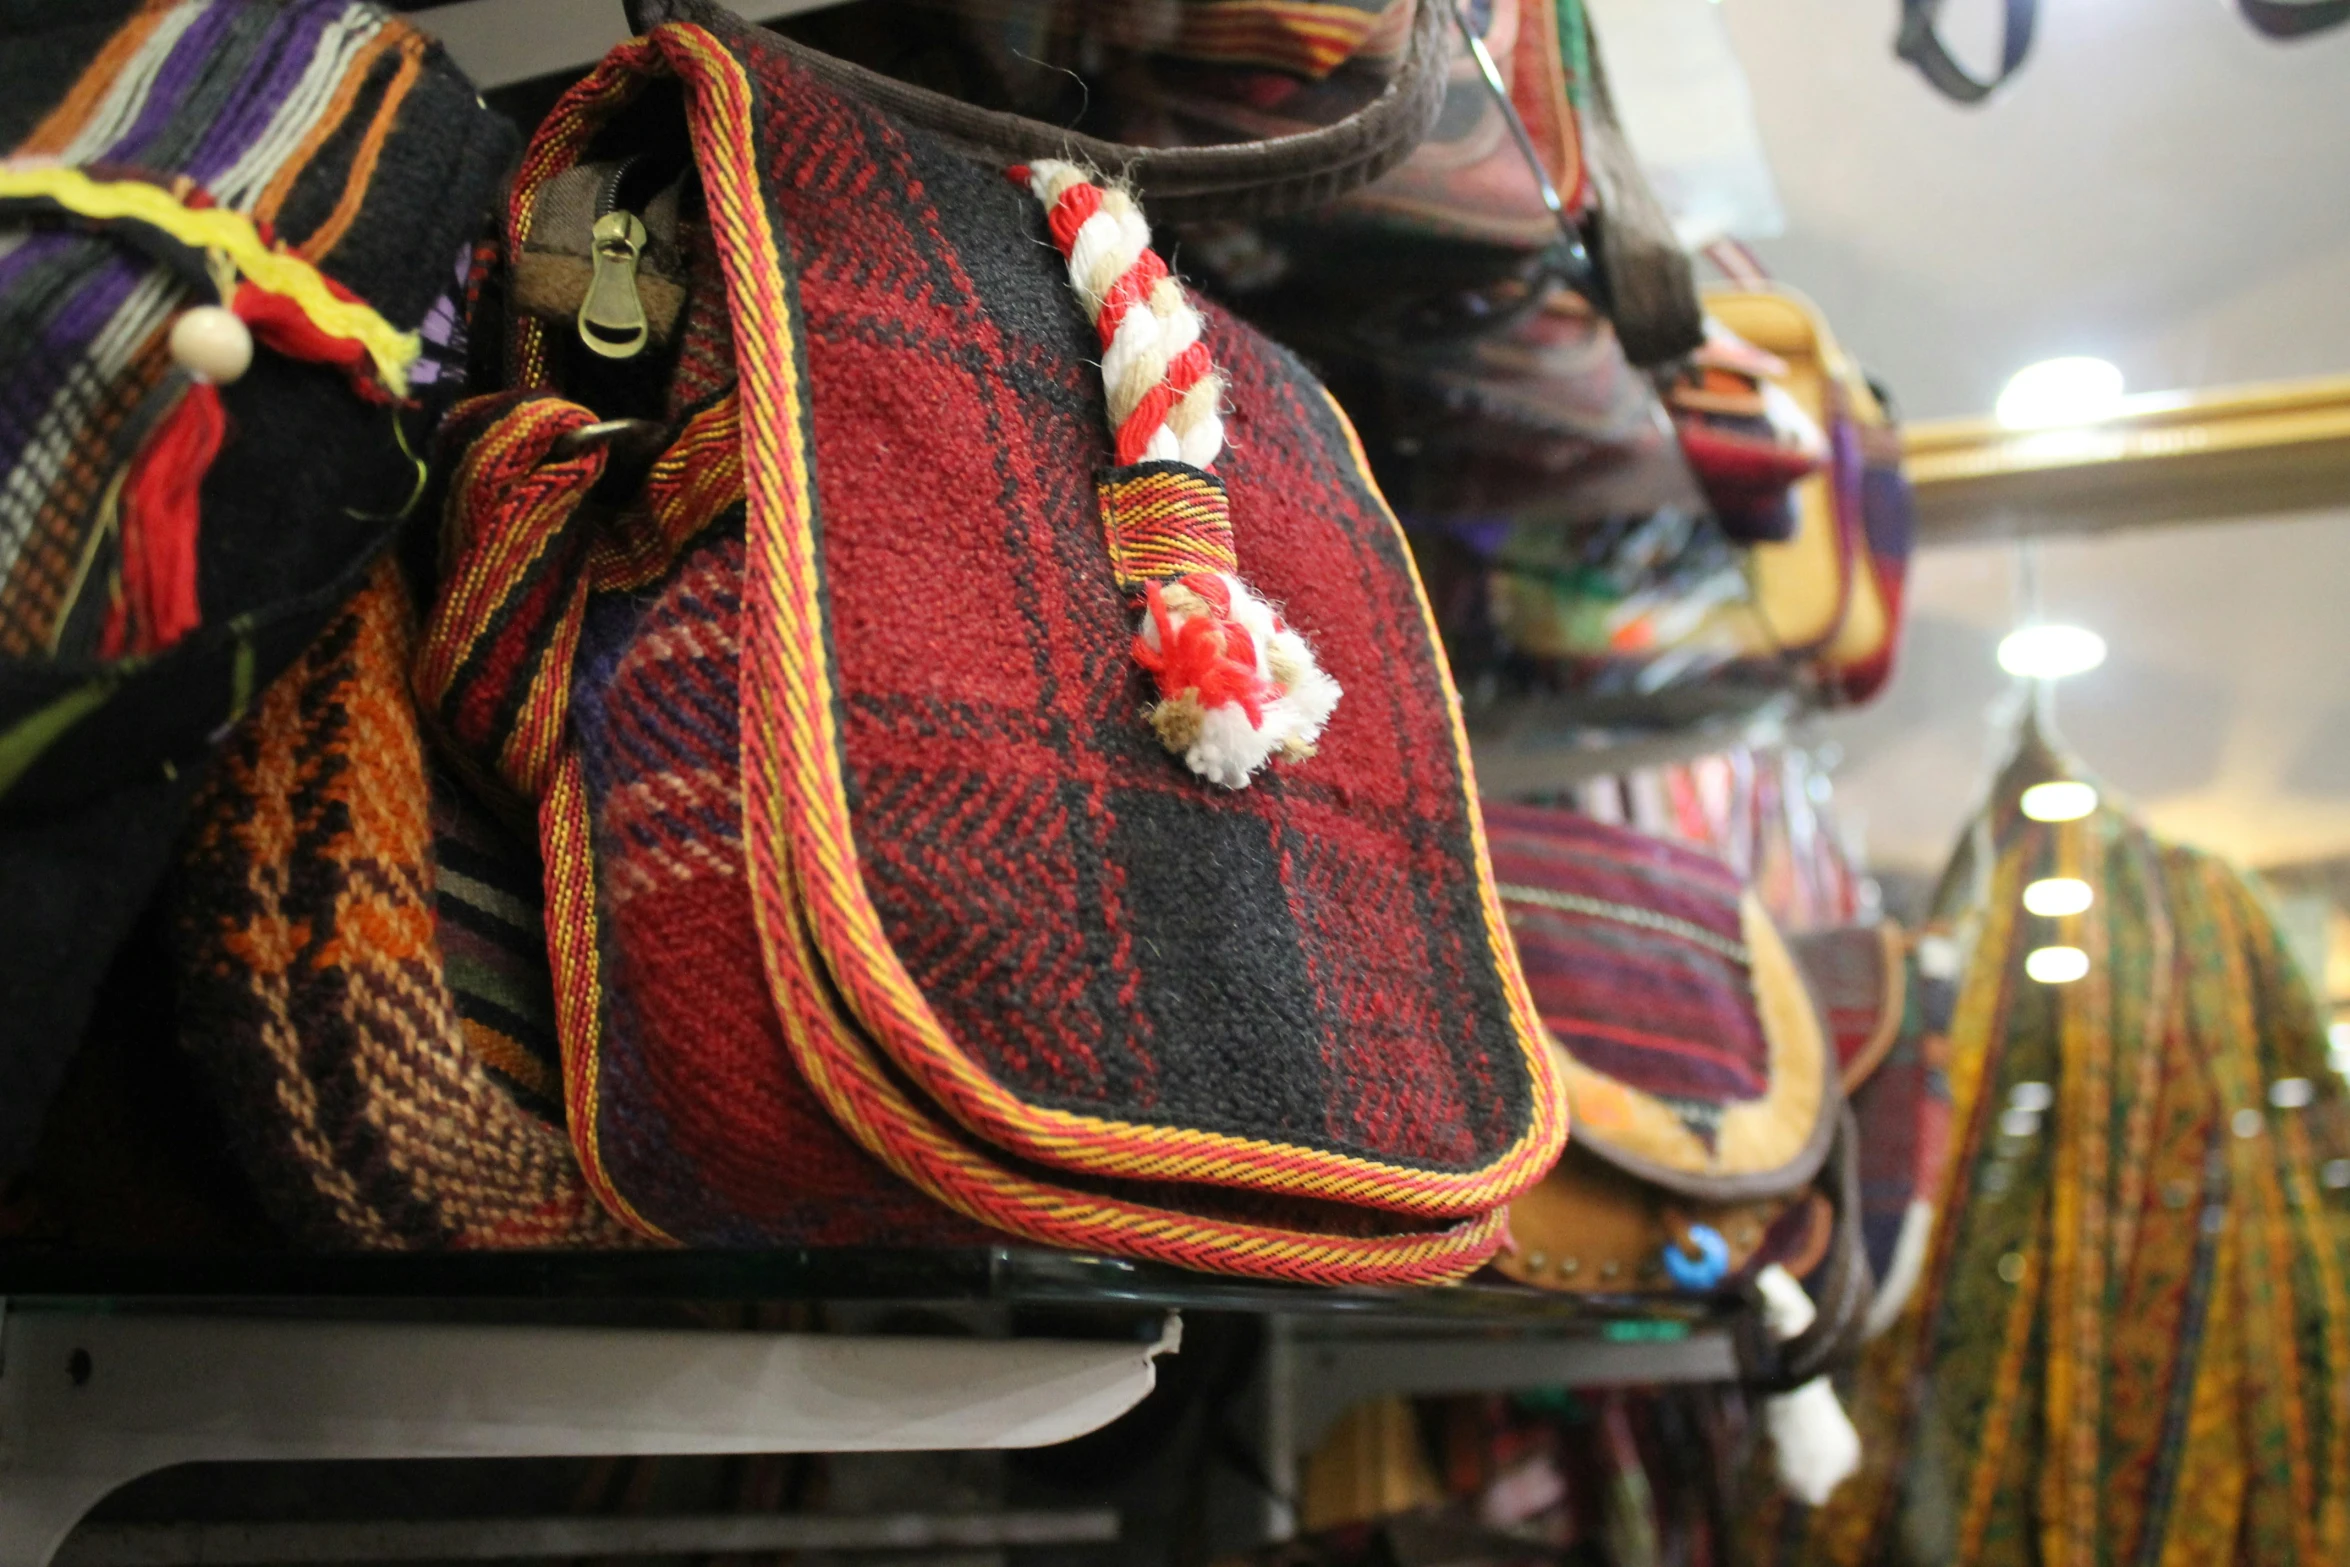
[1484, 801, 1833, 1201]
[1792, 920, 1908, 1092]
[503, 9, 1565, 1223]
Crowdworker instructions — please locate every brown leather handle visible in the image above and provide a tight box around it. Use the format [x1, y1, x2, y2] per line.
[1578, 33, 1703, 367]
[2239, 0, 2350, 35]
[626, 0, 1453, 224]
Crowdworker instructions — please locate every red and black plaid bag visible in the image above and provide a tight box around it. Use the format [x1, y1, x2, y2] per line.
[418, 0, 1565, 1281]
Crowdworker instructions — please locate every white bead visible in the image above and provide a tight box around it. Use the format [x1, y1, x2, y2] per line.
[169, 305, 253, 385]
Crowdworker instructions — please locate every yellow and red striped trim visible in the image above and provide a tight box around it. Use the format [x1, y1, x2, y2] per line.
[542, 753, 670, 1243]
[1098, 464, 1237, 588]
[1167, 0, 1396, 79]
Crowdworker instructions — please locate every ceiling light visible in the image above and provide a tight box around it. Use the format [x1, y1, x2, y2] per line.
[1998, 623, 2107, 680]
[2023, 877, 2094, 917]
[1996, 357, 2125, 430]
[2271, 1078, 2315, 1110]
[2020, 781, 2098, 822]
[2026, 945, 2090, 984]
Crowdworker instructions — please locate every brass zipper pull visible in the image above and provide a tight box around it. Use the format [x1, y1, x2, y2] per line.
[577, 209, 649, 360]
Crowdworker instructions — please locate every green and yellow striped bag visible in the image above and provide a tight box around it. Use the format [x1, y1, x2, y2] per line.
[1746, 748, 2350, 1567]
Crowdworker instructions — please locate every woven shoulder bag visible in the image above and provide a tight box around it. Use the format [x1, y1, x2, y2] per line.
[420, 0, 1564, 1282]
[1479, 802, 1867, 1382]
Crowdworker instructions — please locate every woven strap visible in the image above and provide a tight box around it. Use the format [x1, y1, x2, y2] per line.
[622, 0, 1451, 223]
[1579, 34, 1703, 366]
[416, 393, 738, 805]
[1896, 0, 2035, 104]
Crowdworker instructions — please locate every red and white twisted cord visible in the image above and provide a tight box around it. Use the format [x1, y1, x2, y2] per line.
[1013, 159, 1340, 789]
[1017, 159, 1225, 469]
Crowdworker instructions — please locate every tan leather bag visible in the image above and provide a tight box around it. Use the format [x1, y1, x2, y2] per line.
[1481, 801, 1869, 1385]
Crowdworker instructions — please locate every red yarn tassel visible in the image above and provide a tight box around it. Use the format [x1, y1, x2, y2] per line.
[104, 382, 225, 658]
[231, 281, 381, 399]
[1132, 577, 1276, 729]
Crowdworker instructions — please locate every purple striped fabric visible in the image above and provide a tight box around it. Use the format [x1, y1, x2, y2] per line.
[1483, 801, 1771, 1122]
[0, 0, 404, 652]
[185, 3, 348, 184]
[109, 2, 246, 167]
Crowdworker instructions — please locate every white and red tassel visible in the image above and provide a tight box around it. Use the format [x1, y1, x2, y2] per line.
[1753, 1264, 1863, 1507]
[1011, 158, 1339, 789]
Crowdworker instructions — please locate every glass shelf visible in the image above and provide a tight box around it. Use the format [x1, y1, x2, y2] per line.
[0, 1245, 1733, 1335]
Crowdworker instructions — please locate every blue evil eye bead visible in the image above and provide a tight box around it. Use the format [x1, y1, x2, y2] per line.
[1663, 1224, 1731, 1291]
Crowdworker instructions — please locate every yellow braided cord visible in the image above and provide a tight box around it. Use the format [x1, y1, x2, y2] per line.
[0, 163, 418, 396]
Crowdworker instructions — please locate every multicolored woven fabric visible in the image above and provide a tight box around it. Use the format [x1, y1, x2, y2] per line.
[171, 561, 630, 1250]
[1796, 924, 1905, 1090]
[0, 0, 511, 1171]
[430, 763, 567, 1129]
[1748, 769, 2350, 1567]
[417, 2, 1558, 1278]
[1482, 801, 1830, 1197]
[0, 0, 487, 658]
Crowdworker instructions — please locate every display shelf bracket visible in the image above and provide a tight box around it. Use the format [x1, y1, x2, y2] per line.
[0, 1306, 1178, 1567]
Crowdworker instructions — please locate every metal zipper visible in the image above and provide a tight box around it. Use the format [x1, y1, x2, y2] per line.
[578, 157, 649, 360]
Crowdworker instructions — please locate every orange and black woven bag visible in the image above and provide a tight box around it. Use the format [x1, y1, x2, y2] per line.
[416, 1, 1564, 1282]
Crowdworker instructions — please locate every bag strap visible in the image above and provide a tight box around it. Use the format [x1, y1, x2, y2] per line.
[2238, 0, 2350, 37]
[622, 0, 1451, 223]
[1578, 27, 1704, 366]
[1897, 0, 2035, 104]
[1736, 1104, 1874, 1392]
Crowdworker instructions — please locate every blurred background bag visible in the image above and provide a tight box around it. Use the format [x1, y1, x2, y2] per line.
[1480, 801, 1871, 1386]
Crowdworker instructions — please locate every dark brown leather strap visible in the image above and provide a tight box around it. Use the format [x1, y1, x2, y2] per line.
[1898, 0, 2035, 104]
[1578, 33, 1702, 367]
[626, 0, 1452, 223]
[1736, 1104, 1874, 1392]
[2239, 0, 2350, 36]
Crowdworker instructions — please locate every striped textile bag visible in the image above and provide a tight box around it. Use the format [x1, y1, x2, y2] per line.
[1480, 802, 1868, 1386]
[171, 561, 636, 1249]
[1792, 920, 1956, 1336]
[417, 0, 1565, 1280]
[1744, 755, 2350, 1567]
[0, 0, 511, 1170]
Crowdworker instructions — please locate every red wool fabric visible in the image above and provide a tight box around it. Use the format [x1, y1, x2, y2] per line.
[1481, 802, 1772, 1111]
[458, 5, 1561, 1265]
[735, 62, 1539, 1187]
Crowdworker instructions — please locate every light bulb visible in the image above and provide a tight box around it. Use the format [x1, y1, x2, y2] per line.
[2026, 945, 2090, 984]
[1996, 357, 2125, 430]
[1998, 624, 2107, 680]
[2020, 781, 2098, 822]
[2022, 877, 2094, 917]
